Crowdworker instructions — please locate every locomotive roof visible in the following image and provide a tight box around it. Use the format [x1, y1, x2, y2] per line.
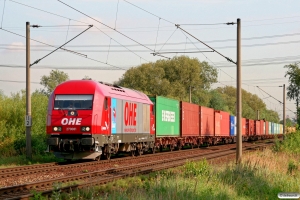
[54, 80, 153, 104]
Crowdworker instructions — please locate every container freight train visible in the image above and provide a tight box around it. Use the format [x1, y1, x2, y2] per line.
[46, 80, 284, 160]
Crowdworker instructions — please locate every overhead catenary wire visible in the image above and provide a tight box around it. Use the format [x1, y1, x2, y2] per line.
[5, 0, 150, 65]
[0, 27, 126, 70]
[179, 22, 235, 26]
[30, 25, 93, 67]
[93, 26, 150, 63]
[0, 64, 131, 70]
[0, 79, 40, 84]
[175, 24, 236, 64]
[57, 0, 154, 52]
[178, 28, 236, 82]
[9, 0, 89, 24]
[154, 18, 161, 52]
[1, 0, 6, 28]
[64, 19, 71, 44]
[114, 0, 120, 30]
[0, 28, 87, 57]
[151, 50, 214, 55]
[106, 38, 112, 64]
[2, 31, 300, 47]
[122, 0, 174, 25]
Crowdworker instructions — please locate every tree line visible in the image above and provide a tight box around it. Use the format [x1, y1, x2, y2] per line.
[0, 55, 297, 157]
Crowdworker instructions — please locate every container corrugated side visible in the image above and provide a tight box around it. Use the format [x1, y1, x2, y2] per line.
[265, 121, 269, 135]
[214, 112, 220, 136]
[255, 120, 261, 135]
[242, 118, 246, 136]
[150, 96, 180, 136]
[215, 110, 230, 136]
[200, 106, 215, 136]
[247, 119, 255, 136]
[260, 120, 265, 135]
[181, 101, 200, 136]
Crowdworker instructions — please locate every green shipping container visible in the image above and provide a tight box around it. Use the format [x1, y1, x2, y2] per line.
[149, 96, 180, 136]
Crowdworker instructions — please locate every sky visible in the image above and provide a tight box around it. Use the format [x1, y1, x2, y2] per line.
[1, 0, 300, 120]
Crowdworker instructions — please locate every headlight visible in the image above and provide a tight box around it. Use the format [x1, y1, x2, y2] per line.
[81, 126, 90, 132]
[53, 126, 62, 132]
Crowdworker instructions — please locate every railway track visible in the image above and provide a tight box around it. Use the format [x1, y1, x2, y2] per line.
[0, 141, 273, 200]
[0, 140, 270, 182]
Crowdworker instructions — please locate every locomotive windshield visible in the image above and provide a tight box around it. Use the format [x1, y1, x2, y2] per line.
[54, 95, 93, 110]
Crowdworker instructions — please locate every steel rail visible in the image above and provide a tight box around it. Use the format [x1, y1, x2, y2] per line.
[0, 142, 273, 200]
[0, 141, 266, 179]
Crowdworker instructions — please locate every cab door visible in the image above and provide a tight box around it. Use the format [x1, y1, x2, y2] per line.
[101, 97, 110, 135]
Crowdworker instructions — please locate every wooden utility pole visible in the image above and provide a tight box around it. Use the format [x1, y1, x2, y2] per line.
[283, 84, 286, 136]
[236, 18, 242, 164]
[26, 22, 32, 159]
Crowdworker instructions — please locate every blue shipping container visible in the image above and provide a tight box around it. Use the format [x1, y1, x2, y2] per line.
[230, 115, 236, 136]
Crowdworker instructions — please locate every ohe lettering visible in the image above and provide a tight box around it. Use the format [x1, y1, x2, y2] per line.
[61, 118, 82, 125]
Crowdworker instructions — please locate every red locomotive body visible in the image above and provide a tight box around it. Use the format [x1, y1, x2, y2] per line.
[46, 80, 155, 160]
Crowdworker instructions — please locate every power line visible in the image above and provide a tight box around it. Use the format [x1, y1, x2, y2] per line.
[30, 25, 93, 67]
[57, 0, 154, 52]
[244, 15, 300, 22]
[9, 0, 89, 24]
[0, 28, 87, 57]
[123, 0, 174, 25]
[0, 64, 131, 70]
[0, 28, 126, 70]
[179, 22, 235, 26]
[93, 26, 150, 63]
[6, 0, 150, 64]
[0, 79, 40, 84]
[2, 31, 300, 47]
[177, 26, 236, 85]
[175, 24, 236, 64]
[1, 0, 6, 28]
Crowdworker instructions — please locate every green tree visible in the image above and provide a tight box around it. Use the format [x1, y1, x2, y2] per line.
[214, 86, 280, 121]
[208, 90, 229, 112]
[284, 63, 300, 127]
[40, 70, 69, 96]
[116, 56, 217, 102]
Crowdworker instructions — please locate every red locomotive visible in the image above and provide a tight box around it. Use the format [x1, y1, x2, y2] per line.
[46, 80, 155, 160]
[46, 80, 284, 160]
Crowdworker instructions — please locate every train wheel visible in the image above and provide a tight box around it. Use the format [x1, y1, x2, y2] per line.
[151, 147, 156, 154]
[136, 148, 143, 156]
[106, 153, 111, 160]
[131, 150, 135, 157]
[95, 156, 100, 161]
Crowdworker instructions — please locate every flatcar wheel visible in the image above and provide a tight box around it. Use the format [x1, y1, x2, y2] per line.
[95, 156, 100, 161]
[151, 147, 156, 154]
[131, 150, 135, 157]
[136, 148, 143, 156]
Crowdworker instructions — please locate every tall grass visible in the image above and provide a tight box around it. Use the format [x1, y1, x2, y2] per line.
[274, 131, 300, 154]
[43, 133, 300, 200]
